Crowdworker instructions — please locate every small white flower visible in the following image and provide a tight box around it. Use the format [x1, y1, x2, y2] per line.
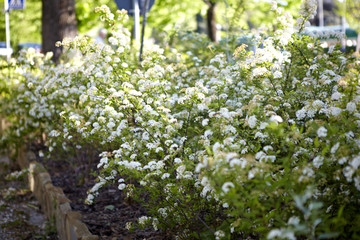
[330, 142, 340, 154]
[125, 222, 132, 230]
[98, 116, 106, 123]
[158, 208, 167, 217]
[313, 156, 324, 168]
[39, 151, 44, 158]
[253, 67, 268, 77]
[330, 107, 342, 116]
[174, 158, 182, 164]
[117, 46, 124, 53]
[202, 119, 209, 126]
[331, 91, 343, 100]
[176, 165, 186, 174]
[214, 230, 225, 240]
[350, 155, 360, 170]
[317, 126, 327, 138]
[346, 102, 356, 113]
[270, 115, 283, 124]
[138, 216, 149, 225]
[273, 71, 282, 78]
[267, 229, 281, 239]
[108, 37, 118, 45]
[296, 108, 307, 120]
[222, 182, 235, 193]
[338, 157, 348, 165]
[271, 1, 277, 10]
[118, 183, 126, 190]
[86, 194, 95, 204]
[152, 218, 159, 231]
[104, 56, 112, 63]
[107, 121, 115, 129]
[161, 173, 170, 179]
[248, 115, 257, 128]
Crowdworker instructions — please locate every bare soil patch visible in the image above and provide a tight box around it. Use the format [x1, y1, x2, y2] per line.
[0, 161, 58, 240]
[31, 144, 170, 240]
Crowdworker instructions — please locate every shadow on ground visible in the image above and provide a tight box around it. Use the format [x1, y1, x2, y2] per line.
[0, 155, 58, 240]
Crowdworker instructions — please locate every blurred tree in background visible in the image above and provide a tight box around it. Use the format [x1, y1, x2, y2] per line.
[0, 0, 309, 56]
[0, 0, 41, 47]
[147, 0, 206, 39]
[345, 0, 360, 53]
[75, 0, 118, 34]
[42, 0, 77, 62]
[204, 0, 218, 42]
[147, 0, 301, 45]
[0, 0, 117, 53]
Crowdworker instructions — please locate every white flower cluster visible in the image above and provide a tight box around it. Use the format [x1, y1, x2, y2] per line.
[5, 168, 29, 181]
[295, 0, 317, 31]
[2, 1, 360, 238]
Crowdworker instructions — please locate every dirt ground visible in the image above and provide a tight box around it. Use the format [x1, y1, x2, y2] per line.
[31, 144, 171, 240]
[0, 155, 58, 240]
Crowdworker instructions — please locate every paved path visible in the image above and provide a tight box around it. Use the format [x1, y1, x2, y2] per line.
[0, 155, 58, 240]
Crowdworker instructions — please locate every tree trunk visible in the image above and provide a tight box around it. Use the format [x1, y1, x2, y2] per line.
[42, 0, 60, 60]
[59, 0, 78, 40]
[42, 0, 77, 63]
[204, 0, 217, 43]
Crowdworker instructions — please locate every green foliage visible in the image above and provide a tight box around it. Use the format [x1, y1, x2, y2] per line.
[148, 0, 206, 35]
[2, 2, 360, 240]
[0, 0, 42, 48]
[75, 0, 118, 34]
[344, 0, 360, 32]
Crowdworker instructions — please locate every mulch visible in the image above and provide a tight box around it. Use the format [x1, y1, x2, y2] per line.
[31, 143, 171, 240]
[0, 160, 58, 240]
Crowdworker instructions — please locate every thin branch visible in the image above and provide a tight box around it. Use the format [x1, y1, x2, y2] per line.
[125, 98, 170, 157]
[291, 42, 310, 66]
[268, 77, 280, 97]
[181, 105, 193, 157]
[167, 193, 215, 234]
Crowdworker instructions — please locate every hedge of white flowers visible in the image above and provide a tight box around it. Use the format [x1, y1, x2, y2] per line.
[2, 1, 360, 239]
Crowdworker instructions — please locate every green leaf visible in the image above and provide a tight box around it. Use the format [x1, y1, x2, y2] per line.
[104, 205, 115, 211]
[318, 232, 340, 239]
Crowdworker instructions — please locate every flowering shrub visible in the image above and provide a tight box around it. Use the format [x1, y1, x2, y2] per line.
[0, 50, 53, 149]
[2, 1, 360, 239]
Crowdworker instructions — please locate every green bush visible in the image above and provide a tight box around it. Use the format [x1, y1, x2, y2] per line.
[1, 2, 360, 239]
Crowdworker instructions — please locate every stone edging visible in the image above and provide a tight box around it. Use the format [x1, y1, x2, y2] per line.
[16, 148, 99, 240]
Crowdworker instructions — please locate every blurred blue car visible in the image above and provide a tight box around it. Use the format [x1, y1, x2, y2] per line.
[0, 41, 13, 56]
[18, 42, 41, 53]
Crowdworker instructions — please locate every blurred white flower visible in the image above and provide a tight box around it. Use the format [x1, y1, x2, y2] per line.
[317, 126, 327, 138]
